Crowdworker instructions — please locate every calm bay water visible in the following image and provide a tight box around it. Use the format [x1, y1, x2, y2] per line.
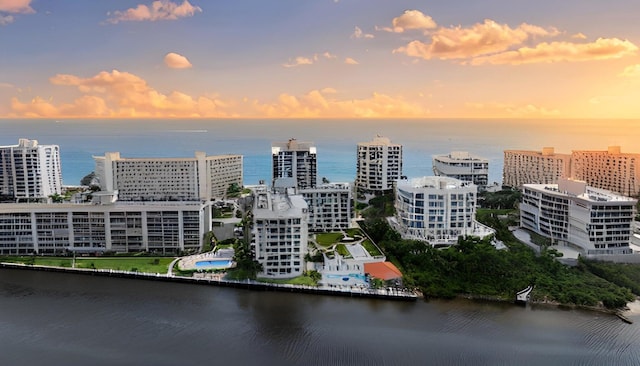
[2, 118, 639, 186]
[1, 268, 640, 366]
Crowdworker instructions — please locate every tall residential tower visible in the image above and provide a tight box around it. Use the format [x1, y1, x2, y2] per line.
[356, 136, 402, 192]
[271, 138, 317, 190]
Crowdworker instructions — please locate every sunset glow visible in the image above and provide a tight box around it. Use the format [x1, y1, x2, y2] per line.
[1, 0, 640, 119]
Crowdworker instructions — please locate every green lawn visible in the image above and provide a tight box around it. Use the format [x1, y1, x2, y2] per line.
[361, 239, 382, 257]
[315, 232, 344, 247]
[258, 275, 318, 286]
[0, 256, 174, 273]
[335, 244, 351, 258]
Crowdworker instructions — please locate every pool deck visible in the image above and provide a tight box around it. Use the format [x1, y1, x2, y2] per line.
[177, 249, 235, 271]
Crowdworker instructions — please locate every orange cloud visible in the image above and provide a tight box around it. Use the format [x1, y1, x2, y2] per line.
[164, 52, 192, 69]
[379, 10, 436, 33]
[0, 0, 34, 13]
[283, 56, 314, 68]
[251, 89, 428, 118]
[106, 0, 201, 24]
[465, 102, 560, 117]
[344, 57, 359, 65]
[394, 19, 557, 60]
[9, 70, 228, 118]
[470, 38, 638, 65]
[7, 70, 428, 118]
[619, 64, 640, 78]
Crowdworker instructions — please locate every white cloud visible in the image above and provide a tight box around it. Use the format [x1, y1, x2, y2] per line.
[344, 57, 359, 65]
[382, 10, 436, 33]
[0, 14, 12, 25]
[106, 0, 201, 24]
[164, 52, 192, 69]
[351, 26, 374, 39]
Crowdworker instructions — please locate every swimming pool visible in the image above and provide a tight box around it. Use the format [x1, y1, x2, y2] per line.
[195, 259, 234, 269]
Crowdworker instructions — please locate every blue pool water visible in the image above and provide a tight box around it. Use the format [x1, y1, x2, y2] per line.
[195, 260, 233, 269]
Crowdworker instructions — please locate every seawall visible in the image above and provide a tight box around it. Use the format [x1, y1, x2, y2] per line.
[0, 262, 418, 302]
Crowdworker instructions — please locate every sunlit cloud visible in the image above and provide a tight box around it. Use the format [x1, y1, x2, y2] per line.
[164, 52, 192, 69]
[379, 10, 436, 33]
[106, 0, 202, 24]
[283, 52, 337, 67]
[344, 57, 359, 65]
[619, 64, 640, 78]
[572, 32, 587, 39]
[0, 0, 34, 25]
[470, 38, 638, 65]
[351, 26, 374, 39]
[0, 82, 14, 88]
[9, 70, 228, 118]
[251, 89, 429, 118]
[393, 19, 558, 60]
[283, 56, 314, 68]
[466, 102, 560, 117]
[6, 70, 429, 118]
[0, 0, 34, 14]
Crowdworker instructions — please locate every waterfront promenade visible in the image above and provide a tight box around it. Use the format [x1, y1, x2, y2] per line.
[0, 262, 418, 301]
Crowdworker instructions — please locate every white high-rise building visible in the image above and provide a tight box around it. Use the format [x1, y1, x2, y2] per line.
[300, 182, 353, 232]
[392, 176, 494, 246]
[503, 147, 571, 188]
[520, 178, 636, 256]
[0, 200, 212, 255]
[271, 138, 317, 189]
[94, 152, 243, 201]
[0, 138, 62, 200]
[252, 187, 308, 278]
[433, 151, 489, 186]
[356, 136, 403, 192]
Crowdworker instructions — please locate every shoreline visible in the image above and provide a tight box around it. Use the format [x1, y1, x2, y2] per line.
[0, 262, 417, 302]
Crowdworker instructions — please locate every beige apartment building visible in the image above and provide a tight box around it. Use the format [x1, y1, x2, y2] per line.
[571, 146, 640, 197]
[504, 146, 640, 197]
[503, 147, 571, 188]
[94, 152, 243, 201]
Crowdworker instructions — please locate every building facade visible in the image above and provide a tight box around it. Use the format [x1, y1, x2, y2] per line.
[520, 178, 636, 255]
[94, 152, 243, 201]
[300, 182, 353, 232]
[271, 138, 317, 190]
[0, 201, 212, 255]
[251, 187, 309, 278]
[570, 146, 640, 197]
[0, 139, 62, 200]
[503, 147, 572, 188]
[392, 176, 493, 246]
[356, 136, 403, 192]
[432, 151, 489, 186]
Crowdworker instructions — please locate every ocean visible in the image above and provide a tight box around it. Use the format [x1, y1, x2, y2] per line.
[1, 118, 639, 186]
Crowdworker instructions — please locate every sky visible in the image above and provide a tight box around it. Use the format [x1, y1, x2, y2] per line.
[1, 0, 640, 119]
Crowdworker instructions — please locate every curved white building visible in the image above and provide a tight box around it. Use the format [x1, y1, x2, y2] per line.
[393, 176, 493, 246]
[432, 151, 489, 186]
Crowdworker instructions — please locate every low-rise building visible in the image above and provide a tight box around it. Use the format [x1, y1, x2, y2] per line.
[0, 200, 212, 255]
[392, 176, 494, 246]
[520, 178, 636, 255]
